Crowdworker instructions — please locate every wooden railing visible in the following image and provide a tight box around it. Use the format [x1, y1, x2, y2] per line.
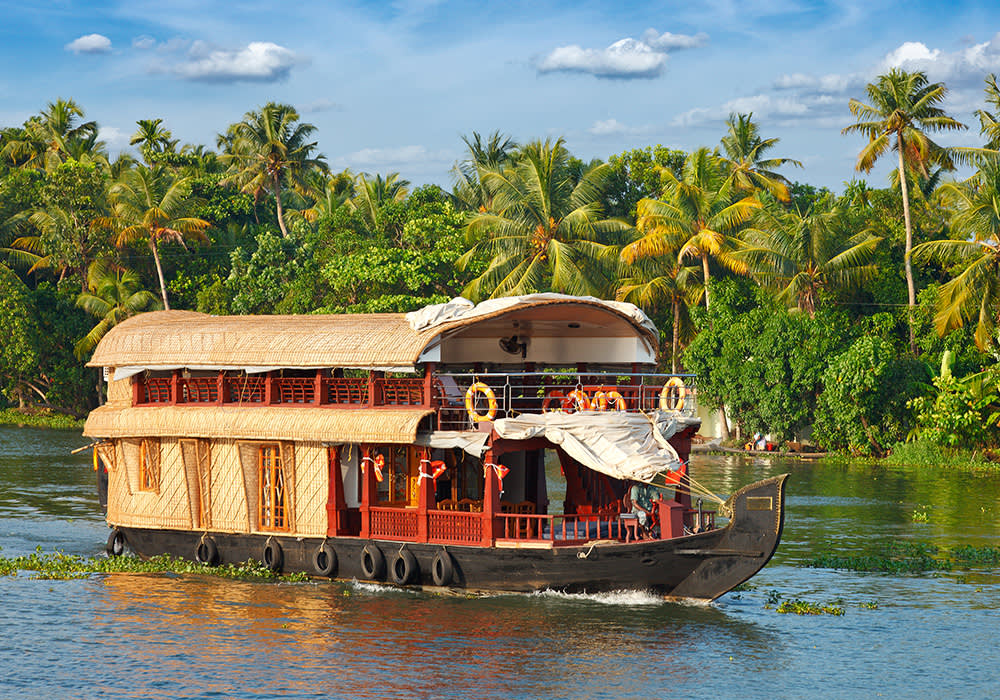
[497, 513, 627, 543]
[369, 507, 420, 540]
[428, 510, 482, 544]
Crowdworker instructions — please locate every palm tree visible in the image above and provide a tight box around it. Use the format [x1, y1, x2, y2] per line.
[350, 172, 410, 234]
[108, 165, 210, 309]
[913, 156, 1000, 350]
[617, 257, 699, 373]
[459, 137, 630, 300]
[222, 102, 328, 237]
[975, 74, 1000, 151]
[75, 260, 159, 359]
[623, 148, 760, 310]
[452, 130, 518, 212]
[739, 204, 881, 316]
[719, 113, 801, 202]
[0, 99, 102, 172]
[130, 119, 177, 162]
[842, 68, 966, 353]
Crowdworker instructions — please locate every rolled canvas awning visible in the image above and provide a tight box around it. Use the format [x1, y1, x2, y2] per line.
[84, 405, 434, 445]
[493, 411, 691, 482]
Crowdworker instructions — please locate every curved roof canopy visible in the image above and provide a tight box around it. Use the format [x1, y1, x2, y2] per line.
[87, 294, 659, 373]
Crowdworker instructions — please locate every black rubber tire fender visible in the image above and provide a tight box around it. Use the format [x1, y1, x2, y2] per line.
[195, 536, 220, 566]
[262, 538, 284, 572]
[431, 550, 454, 586]
[313, 542, 338, 577]
[361, 543, 385, 580]
[389, 549, 418, 585]
[105, 528, 125, 557]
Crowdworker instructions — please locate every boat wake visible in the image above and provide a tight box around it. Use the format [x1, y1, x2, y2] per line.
[530, 589, 668, 606]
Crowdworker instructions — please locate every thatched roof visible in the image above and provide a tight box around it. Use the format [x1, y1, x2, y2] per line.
[84, 405, 434, 444]
[87, 296, 658, 370]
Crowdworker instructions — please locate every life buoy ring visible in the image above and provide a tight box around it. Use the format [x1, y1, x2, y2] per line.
[432, 550, 454, 586]
[361, 543, 386, 580]
[465, 382, 497, 422]
[564, 389, 591, 412]
[313, 542, 338, 577]
[542, 390, 567, 413]
[262, 537, 283, 572]
[196, 536, 220, 566]
[659, 377, 686, 412]
[105, 528, 125, 557]
[592, 390, 627, 411]
[605, 390, 627, 411]
[389, 549, 419, 585]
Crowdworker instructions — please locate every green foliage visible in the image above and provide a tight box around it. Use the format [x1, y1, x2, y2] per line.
[908, 373, 999, 448]
[0, 548, 308, 582]
[225, 230, 322, 314]
[813, 336, 927, 455]
[807, 541, 1000, 573]
[604, 145, 686, 219]
[884, 438, 992, 468]
[776, 599, 845, 615]
[0, 408, 84, 428]
[684, 280, 851, 439]
[0, 266, 41, 407]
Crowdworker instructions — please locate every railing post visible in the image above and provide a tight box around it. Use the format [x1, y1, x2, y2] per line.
[366, 371, 376, 408]
[481, 447, 499, 546]
[315, 369, 325, 406]
[422, 362, 435, 410]
[326, 446, 347, 537]
[360, 444, 373, 539]
[170, 370, 180, 405]
[216, 371, 225, 405]
[264, 371, 275, 405]
[417, 447, 431, 542]
[133, 376, 142, 406]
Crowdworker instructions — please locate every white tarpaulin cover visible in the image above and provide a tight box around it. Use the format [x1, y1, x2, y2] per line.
[414, 430, 491, 457]
[493, 410, 689, 483]
[405, 293, 658, 340]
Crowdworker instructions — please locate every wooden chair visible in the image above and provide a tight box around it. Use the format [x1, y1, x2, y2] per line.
[515, 501, 536, 537]
[437, 499, 458, 511]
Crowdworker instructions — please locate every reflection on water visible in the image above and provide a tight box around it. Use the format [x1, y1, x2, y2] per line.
[1, 427, 1000, 698]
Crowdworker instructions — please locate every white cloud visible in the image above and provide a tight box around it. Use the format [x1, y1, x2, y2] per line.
[640, 29, 708, 51]
[132, 35, 156, 50]
[167, 41, 299, 82]
[587, 118, 651, 136]
[98, 126, 130, 151]
[877, 35, 1000, 87]
[673, 94, 818, 127]
[536, 29, 708, 80]
[65, 34, 112, 54]
[341, 145, 453, 168]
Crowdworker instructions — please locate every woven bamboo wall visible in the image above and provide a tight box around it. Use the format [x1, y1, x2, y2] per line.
[294, 443, 328, 537]
[209, 440, 251, 533]
[108, 438, 194, 531]
[105, 436, 332, 538]
[106, 378, 132, 408]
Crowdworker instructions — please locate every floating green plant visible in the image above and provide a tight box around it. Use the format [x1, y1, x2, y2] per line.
[807, 541, 952, 574]
[776, 599, 845, 615]
[949, 545, 1000, 565]
[0, 547, 308, 582]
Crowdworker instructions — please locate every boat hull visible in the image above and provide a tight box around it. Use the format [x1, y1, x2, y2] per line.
[113, 474, 787, 601]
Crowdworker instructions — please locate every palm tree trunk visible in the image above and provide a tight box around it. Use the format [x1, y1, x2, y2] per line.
[702, 253, 711, 310]
[150, 241, 170, 310]
[671, 299, 680, 374]
[898, 141, 917, 356]
[273, 175, 288, 237]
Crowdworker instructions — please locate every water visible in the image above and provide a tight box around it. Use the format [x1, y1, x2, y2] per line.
[1, 426, 998, 699]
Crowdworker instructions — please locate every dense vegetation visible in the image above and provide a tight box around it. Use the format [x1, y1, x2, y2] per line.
[3, 70, 1000, 457]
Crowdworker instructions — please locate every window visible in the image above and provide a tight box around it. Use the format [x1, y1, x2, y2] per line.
[258, 445, 289, 531]
[138, 439, 160, 492]
[374, 446, 418, 506]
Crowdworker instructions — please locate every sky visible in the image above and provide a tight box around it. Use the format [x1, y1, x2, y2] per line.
[3, 0, 1000, 193]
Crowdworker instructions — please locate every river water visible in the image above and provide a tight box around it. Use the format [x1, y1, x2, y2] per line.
[1, 425, 998, 699]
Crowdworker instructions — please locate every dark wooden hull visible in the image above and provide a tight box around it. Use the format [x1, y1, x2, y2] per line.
[114, 474, 787, 601]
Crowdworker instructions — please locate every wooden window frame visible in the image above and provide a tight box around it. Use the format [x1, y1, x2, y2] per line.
[258, 444, 290, 532]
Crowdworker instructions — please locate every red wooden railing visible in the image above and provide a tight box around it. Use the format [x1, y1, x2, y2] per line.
[179, 377, 218, 403]
[324, 377, 368, 405]
[142, 377, 172, 403]
[498, 513, 627, 542]
[428, 510, 483, 544]
[226, 375, 266, 403]
[368, 506, 420, 540]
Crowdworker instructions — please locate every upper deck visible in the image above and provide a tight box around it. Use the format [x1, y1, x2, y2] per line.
[86, 294, 698, 438]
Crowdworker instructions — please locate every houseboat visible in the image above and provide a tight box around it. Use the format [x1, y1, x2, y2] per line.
[83, 294, 786, 600]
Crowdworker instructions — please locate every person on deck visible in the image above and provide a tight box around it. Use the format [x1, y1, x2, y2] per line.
[629, 481, 659, 536]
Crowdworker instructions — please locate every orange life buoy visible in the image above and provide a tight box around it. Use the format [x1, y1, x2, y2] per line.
[564, 389, 591, 412]
[659, 377, 686, 412]
[542, 390, 567, 413]
[605, 390, 627, 411]
[465, 381, 498, 422]
[592, 390, 627, 411]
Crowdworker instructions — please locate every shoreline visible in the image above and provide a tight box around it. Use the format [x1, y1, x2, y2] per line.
[0, 409, 85, 430]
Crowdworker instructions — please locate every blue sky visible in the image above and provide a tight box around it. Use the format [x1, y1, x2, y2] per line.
[3, 0, 1000, 192]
